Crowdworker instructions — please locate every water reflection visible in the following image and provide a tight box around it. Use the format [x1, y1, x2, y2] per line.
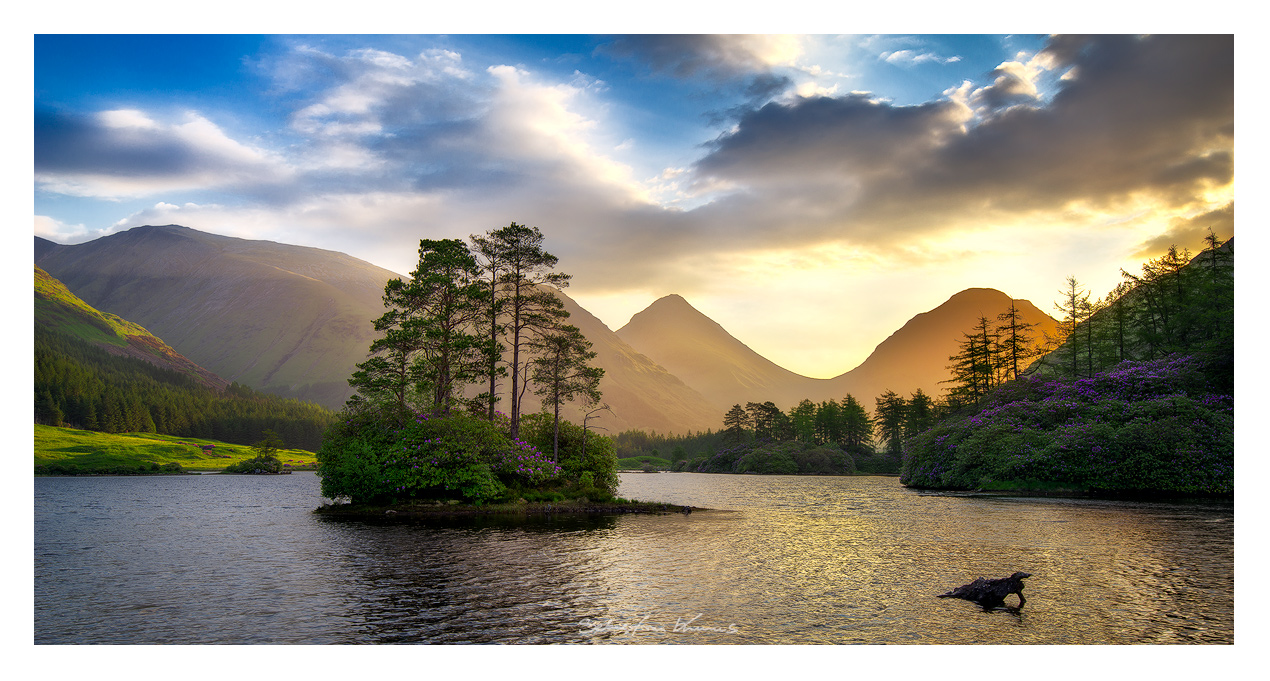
[34, 472, 1232, 644]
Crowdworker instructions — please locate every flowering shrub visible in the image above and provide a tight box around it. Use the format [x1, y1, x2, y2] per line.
[900, 355, 1233, 495]
[518, 413, 619, 498]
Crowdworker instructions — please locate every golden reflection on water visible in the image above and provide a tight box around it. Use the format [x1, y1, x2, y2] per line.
[605, 474, 1232, 644]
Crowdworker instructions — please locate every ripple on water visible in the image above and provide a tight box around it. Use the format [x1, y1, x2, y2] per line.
[34, 472, 1232, 644]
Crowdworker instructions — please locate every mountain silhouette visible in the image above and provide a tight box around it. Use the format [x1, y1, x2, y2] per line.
[618, 289, 1060, 412]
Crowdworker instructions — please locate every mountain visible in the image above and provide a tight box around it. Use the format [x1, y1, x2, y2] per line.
[545, 290, 720, 435]
[35, 225, 720, 433]
[37, 225, 396, 408]
[616, 294, 818, 411]
[618, 288, 1060, 412]
[35, 264, 228, 391]
[37, 224, 1060, 435]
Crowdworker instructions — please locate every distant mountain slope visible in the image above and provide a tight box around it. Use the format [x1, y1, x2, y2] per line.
[619, 288, 1060, 412]
[616, 294, 816, 411]
[35, 264, 228, 391]
[36, 225, 396, 408]
[832, 288, 1060, 405]
[35, 225, 721, 433]
[546, 290, 720, 435]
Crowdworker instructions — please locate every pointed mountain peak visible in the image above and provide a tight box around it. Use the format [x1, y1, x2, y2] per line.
[637, 293, 699, 316]
[620, 294, 735, 344]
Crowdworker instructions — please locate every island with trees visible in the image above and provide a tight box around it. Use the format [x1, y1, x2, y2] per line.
[315, 223, 682, 517]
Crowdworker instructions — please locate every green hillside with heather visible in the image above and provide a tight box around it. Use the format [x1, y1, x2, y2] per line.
[34, 425, 318, 474]
[900, 237, 1233, 496]
[35, 266, 339, 458]
[35, 264, 228, 390]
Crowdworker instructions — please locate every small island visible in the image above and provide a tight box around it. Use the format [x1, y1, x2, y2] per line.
[313, 228, 686, 517]
[314, 408, 700, 518]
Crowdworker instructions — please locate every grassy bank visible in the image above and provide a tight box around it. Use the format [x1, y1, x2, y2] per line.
[900, 356, 1233, 497]
[617, 455, 673, 470]
[34, 424, 318, 474]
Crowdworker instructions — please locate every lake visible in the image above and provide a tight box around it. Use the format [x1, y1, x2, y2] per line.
[33, 472, 1232, 644]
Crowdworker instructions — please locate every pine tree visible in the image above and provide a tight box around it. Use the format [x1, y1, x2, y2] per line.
[874, 390, 907, 456]
[995, 300, 1037, 382]
[1054, 276, 1091, 378]
[481, 223, 571, 437]
[904, 389, 934, 439]
[840, 394, 874, 455]
[722, 404, 749, 443]
[530, 324, 603, 461]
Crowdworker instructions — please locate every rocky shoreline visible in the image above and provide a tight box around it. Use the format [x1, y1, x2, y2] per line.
[314, 499, 709, 519]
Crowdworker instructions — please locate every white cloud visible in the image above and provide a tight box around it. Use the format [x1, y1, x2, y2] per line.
[880, 49, 961, 66]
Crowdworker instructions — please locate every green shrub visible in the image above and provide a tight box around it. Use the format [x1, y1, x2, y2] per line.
[317, 409, 576, 504]
[225, 454, 283, 474]
[518, 413, 619, 496]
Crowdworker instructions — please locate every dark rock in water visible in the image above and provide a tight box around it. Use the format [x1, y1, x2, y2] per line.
[938, 572, 1031, 609]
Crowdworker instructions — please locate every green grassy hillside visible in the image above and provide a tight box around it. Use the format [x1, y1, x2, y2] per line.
[34, 424, 318, 474]
[35, 264, 227, 390]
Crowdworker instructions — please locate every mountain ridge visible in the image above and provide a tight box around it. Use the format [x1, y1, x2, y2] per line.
[36, 224, 1060, 434]
[617, 287, 1060, 412]
[34, 225, 721, 434]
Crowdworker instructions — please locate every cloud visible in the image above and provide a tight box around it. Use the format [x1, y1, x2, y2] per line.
[598, 35, 802, 80]
[1132, 202, 1234, 258]
[34, 108, 291, 198]
[596, 34, 798, 106]
[673, 34, 1233, 257]
[880, 49, 962, 66]
[34, 34, 1235, 351]
[35, 215, 96, 243]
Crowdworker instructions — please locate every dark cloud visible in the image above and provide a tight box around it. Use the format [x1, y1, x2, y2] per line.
[1134, 202, 1234, 257]
[599, 35, 781, 80]
[597, 34, 794, 112]
[683, 34, 1234, 249]
[35, 108, 221, 177]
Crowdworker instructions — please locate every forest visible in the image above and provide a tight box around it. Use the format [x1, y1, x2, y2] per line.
[33, 325, 337, 452]
[613, 392, 911, 475]
[901, 235, 1233, 494]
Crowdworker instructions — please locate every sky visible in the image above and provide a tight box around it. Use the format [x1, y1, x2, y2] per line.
[31, 30, 1237, 379]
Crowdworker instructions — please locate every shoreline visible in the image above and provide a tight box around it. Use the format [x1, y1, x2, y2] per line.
[905, 485, 1233, 502]
[314, 499, 710, 519]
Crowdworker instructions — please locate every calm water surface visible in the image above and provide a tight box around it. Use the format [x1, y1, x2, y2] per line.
[33, 472, 1232, 644]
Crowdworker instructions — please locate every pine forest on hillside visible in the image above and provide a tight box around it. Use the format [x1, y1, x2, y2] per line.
[34, 326, 336, 452]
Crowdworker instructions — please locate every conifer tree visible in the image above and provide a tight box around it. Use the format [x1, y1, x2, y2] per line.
[874, 390, 907, 455]
[480, 223, 571, 437]
[1054, 276, 1091, 378]
[840, 394, 874, 455]
[530, 324, 603, 461]
[995, 300, 1037, 382]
